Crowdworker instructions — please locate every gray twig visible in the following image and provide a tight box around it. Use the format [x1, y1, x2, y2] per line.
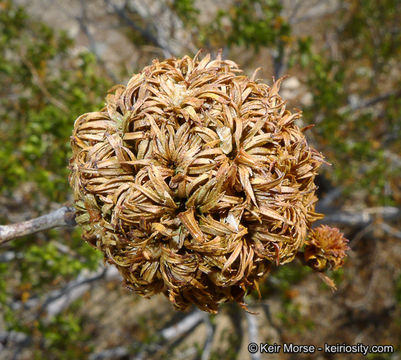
[290, 2, 345, 25]
[104, 0, 173, 57]
[245, 311, 260, 360]
[0, 207, 76, 245]
[340, 90, 401, 114]
[380, 223, 401, 240]
[76, 0, 118, 82]
[316, 187, 343, 213]
[201, 315, 216, 360]
[43, 266, 120, 317]
[0, 251, 20, 262]
[160, 309, 205, 341]
[88, 347, 129, 360]
[0, 331, 29, 347]
[90, 309, 205, 360]
[321, 206, 401, 226]
[11, 265, 120, 319]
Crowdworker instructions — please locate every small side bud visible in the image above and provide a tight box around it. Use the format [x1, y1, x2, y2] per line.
[304, 225, 350, 272]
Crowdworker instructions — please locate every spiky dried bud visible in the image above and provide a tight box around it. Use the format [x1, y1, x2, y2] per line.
[69, 53, 326, 313]
[304, 225, 350, 272]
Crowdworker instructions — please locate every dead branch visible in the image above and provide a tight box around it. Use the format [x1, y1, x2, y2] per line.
[339, 89, 401, 114]
[201, 315, 216, 360]
[11, 265, 120, 318]
[0, 206, 76, 245]
[104, 0, 173, 57]
[321, 206, 401, 226]
[380, 223, 401, 240]
[287, 0, 305, 24]
[88, 347, 129, 360]
[289, 1, 346, 25]
[159, 309, 205, 340]
[90, 309, 206, 360]
[175, 347, 198, 360]
[0, 331, 29, 347]
[43, 266, 120, 317]
[0, 251, 20, 262]
[1, 203, 398, 246]
[316, 187, 343, 213]
[245, 311, 261, 360]
[76, 0, 118, 83]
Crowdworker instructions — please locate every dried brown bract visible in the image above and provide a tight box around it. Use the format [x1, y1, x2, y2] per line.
[69, 52, 335, 313]
[304, 225, 350, 272]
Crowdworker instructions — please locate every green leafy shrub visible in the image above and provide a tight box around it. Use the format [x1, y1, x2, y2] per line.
[0, 1, 110, 203]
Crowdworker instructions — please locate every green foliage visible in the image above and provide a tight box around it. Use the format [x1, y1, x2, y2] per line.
[252, 262, 311, 300]
[0, 1, 110, 203]
[222, 0, 290, 50]
[341, 0, 401, 72]
[18, 229, 101, 289]
[172, 0, 199, 25]
[269, 263, 312, 292]
[0, 2, 106, 350]
[33, 309, 93, 360]
[186, 0, 289, 56]
[277, 299, 315, 333]
[290, 0, 401, 205]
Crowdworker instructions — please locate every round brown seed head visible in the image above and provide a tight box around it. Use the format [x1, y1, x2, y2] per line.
[304, 225, 350, 272]
[69, 53, 325, 313]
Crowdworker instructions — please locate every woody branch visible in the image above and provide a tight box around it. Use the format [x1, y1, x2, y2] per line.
[0, 206, 76, 245]
[1, 203, 399, 245]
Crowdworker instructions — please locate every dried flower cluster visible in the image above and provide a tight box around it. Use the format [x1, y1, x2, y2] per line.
[69, 53, 346, 313]
[304, 225, 350, 271]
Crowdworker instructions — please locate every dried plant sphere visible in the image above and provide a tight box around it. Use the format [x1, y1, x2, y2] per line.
[304, 225, 350, 272]
[69, 53, 329, 313]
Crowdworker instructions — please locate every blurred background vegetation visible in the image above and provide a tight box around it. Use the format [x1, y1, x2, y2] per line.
[0, 0, 400, 359]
